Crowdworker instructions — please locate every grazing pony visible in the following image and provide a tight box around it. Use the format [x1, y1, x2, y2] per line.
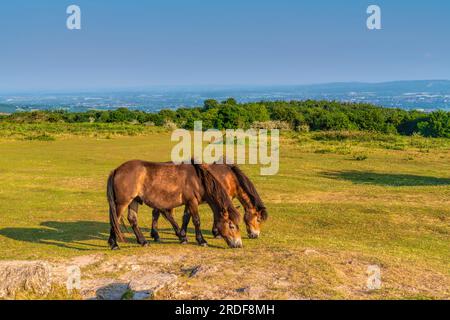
[150, 163, 268, 244]
[107, 160, 242, 249]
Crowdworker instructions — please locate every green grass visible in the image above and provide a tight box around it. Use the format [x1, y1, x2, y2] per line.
[0, 122, 168, 140]
[0, 127, 449, 299]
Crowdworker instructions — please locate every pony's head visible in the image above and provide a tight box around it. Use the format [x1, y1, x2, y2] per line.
[193, 161, 243, 248]
[216, 205, 243, 248]
[243, 205, 268, 239]
[228, 164, 268, 239]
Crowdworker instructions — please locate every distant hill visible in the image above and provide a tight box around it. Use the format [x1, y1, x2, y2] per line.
[298, 80, 450, 92]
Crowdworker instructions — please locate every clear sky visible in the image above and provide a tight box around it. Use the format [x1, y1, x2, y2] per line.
[0, 0, 449, 92]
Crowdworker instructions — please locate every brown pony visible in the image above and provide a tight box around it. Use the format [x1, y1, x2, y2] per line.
[150, 163, 268, 245]
[107, 160, 243, 249]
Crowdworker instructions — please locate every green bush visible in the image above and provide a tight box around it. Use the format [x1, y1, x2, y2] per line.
[417, 111, 450, 138]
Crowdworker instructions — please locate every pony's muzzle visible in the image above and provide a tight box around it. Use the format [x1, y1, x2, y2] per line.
[248, 230, 260, 239]
[228, 238, 243, 248]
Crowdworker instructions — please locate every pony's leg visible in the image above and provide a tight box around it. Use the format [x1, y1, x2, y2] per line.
[211, 216, 221, 239]
[108, 202, 129, 250]
[179, 208, 191, 244]
[127, 200, 148, 246]
[187, 201, 208, 246]
[108, 227, 118, 250]
[151, 209, 161, 242]
[161, 209, 182, 240]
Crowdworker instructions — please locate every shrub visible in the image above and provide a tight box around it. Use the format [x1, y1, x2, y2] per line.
[251, 121, 291, 130]
[353, 154, 368, 161]
[24, 134, 56, 141]
[417, 111, 450, 138]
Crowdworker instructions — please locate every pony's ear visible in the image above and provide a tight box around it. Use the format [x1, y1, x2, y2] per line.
[259, 207, 268, 221]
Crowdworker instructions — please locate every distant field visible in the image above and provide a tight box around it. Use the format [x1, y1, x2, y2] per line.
[0, 124, 449, 299]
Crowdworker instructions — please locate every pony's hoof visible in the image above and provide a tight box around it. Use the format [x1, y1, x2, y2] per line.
[141, 241, 149, 247]
[110, 245, 120, 250]
[200, 242, 208, 247]
[214, 234, 222, 239]
[153, 238, 161, 243]
[150, 231, 160, 240]
[180, 239, 188, 245]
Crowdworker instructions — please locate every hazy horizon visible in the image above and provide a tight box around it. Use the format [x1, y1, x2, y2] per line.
[1, 79, 450, 95]
[2, 80, 450, 112]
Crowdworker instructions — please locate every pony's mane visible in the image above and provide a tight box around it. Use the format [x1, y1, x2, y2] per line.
[227, 164, 268, 221]
[192, 160, 241, 224]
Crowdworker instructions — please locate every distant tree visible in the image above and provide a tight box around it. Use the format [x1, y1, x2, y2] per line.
[223, 98, 237, 105]
[203, 99, 219, 110]
[245, 103, 270, 124]
[99, 112, 110, 123]
[201, 107, 219, 129]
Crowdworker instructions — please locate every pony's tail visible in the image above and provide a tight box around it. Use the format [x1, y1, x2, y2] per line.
[192, 160, 241, 224]
[228, 164, 268, 221]
[107, 170, 125, 242]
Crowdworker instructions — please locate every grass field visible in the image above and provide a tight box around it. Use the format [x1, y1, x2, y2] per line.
[0, 124, 449, 299]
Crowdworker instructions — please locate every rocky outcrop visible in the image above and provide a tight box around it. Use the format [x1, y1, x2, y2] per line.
[0, 261, 52, 299]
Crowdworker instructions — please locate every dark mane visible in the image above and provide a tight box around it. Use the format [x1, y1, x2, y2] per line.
[192, 161, 241, 224]
[228, 164, 268, 221]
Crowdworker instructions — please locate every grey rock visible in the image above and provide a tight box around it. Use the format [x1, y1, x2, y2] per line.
[81, 278, 128, 300]
[95, 282, 130, 300]
[129, 273, 177, 300]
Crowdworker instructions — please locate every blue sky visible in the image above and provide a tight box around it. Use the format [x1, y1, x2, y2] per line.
[0, 0, 449, 92]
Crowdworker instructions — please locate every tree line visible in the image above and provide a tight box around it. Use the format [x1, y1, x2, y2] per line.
[1, 98, 449, 138]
